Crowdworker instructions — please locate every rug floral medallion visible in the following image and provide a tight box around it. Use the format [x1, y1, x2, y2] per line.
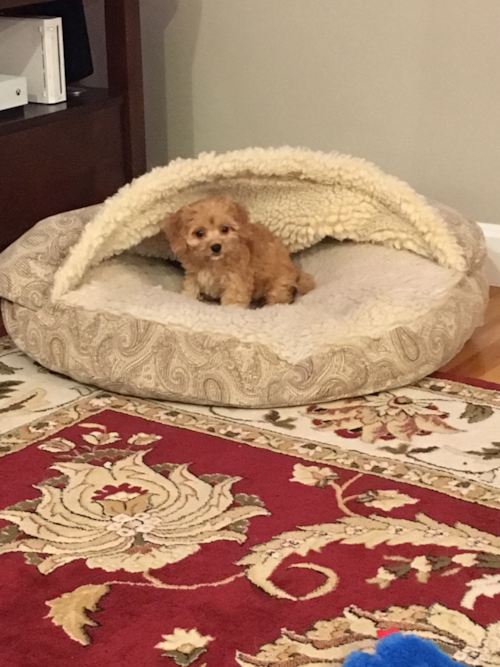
[1, 337, 500, 666]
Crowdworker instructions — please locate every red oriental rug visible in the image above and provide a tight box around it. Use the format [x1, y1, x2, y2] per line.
[1, 335, 500, 666]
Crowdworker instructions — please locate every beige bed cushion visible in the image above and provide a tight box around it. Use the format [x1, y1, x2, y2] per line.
[0, 147, 489, 407]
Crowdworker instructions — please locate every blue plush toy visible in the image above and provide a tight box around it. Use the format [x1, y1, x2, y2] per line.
[344, 633, 467, 666]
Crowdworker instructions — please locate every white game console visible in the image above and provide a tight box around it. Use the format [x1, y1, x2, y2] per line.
[0, 16, 66, 104]
[0, 74, 28, 112]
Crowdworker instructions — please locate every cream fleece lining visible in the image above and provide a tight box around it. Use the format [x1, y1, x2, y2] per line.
[61, 241, 462, 364]
[52, 147, 467, 301]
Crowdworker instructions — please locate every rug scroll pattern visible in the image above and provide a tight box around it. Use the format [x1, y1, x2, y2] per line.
[1, 337, 500, 666]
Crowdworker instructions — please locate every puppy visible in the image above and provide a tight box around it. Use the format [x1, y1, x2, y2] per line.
[163, 196, 315, 308]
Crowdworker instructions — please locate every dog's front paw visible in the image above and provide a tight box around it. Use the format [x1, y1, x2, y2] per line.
[220, 276, 253, 308]
[181, 288, 201, 300]
[181, 275, 201, 300]
[221, 294, 251, 308]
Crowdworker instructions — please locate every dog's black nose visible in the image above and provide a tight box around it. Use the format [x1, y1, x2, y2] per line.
[211, 243, 222, 254]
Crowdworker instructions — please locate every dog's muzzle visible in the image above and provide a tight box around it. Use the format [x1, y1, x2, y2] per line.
[211, 243, 222, 254]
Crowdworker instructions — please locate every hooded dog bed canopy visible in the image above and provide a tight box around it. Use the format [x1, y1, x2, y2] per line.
[0, 147, 488, 407]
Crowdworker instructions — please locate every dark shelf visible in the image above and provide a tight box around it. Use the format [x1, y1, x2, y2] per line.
[0, 0, 52, 9]
[0, 0, 146, 253]
[0, 87, 123, 136]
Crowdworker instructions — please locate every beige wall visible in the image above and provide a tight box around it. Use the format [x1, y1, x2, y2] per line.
[91, 0, 500, 221]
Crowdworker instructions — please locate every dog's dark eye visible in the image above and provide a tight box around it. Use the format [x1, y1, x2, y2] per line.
[194, 229, 205, 238]
[221, 226, 229, 234]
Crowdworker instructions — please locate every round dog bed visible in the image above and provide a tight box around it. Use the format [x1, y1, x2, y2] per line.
[0, 147, 488, 407]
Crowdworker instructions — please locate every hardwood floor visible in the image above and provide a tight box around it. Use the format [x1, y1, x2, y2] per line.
[439, 286, 500, 384]
[1, 287, 500, 385]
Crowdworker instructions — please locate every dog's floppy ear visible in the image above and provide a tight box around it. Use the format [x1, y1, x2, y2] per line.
[163, 208, 188, 256]
[229, 201, 252, 238]
[230, 201, 250, 225]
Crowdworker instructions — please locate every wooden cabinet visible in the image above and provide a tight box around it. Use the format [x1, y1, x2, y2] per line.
[0, 0, 146, 251]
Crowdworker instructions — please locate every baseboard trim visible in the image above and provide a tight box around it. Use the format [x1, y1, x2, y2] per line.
[479, 222, 500, 286]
